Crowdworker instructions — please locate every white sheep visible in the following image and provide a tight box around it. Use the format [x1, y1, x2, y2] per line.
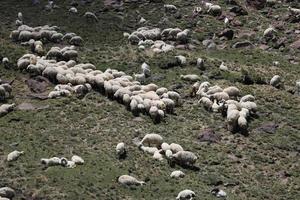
[164, 4, 177, 13]
[134, 73, 146, 84]
[18, 12, 23, 21]
[199, 97, 213, 110]
[240, 101, 257, 113]
[41, 157, 61, 166]
[171, 150, 198, 167]
[170, 170, 185, 178]
[165, 149, 173, 159]
[2, 57, 9, 68]
[219, 62, 228, 71]
[196, 58, 205, 70]
[84, 12, 98, 22]
[270, 75, 282, 88]
[141, 62, 151, 77]
[176, 55, 187, 66]
[118, 175, 145, 186]
[139, 145, 159, 155]
[116, 142, 126, 159]
[71, 155, 84, 164]
[153, 150, 164, 161]
[0, 104, 15, 117]
[263, 26, 277, 38]
[140, 133, 163, 147]
[0, 187, 15, 199]
[176, 189, 195, 200]
[223, 86, 240, 97]
[207, 4, 222, 15]
[69, 7, 78, 14]
[149, 106, 164, 123]
[288, 6, 300, 15]
[7, 150, 24, 162]
[240, 94, 255, 102]
[176, 29, 190, 43]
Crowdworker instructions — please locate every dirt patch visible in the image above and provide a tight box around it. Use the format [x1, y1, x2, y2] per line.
[25, 76, 51, 93]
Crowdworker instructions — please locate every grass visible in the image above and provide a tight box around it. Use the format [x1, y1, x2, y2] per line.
[0, 0, 300, 199]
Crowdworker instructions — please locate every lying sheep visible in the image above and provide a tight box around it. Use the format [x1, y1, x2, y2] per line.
[171, 151, 197, 167]
[71, 155, 84, 164]
[116, 142, 126, 159]
[2, 57, 9, 68]
[270, 75, 282, 88]
[170, 170, 185, 178]
[180, 74, 200, 82]
[0, 104, 15, 117]
[176, 189, 195, 200]
[84, 12, 98, 22]
[7, 150, 24, 162]
[0, 187, 15, 199]
[164, 4, 177, 13]
[118, 175, 145, 186]
[41, 157, 61, 167]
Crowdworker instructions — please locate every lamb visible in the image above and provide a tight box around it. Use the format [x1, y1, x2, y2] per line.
[270, 75, 282, 88]
[176, 189, 195, 200]
[116, 142, 126, 159]
[84, 12, 98, 22]
[164, 4, 177, 13]
[7, 150, 24, 162]
[69, 7, 78, 13]
[171, 151, 197, 167]
[170, 170, 185, 178]
[0, 187, 15, 199]
[0, 104, 15, 117]
[140, 133, 163, 147]
[118, 175, 145, 186]
[71, 155, 84, 164]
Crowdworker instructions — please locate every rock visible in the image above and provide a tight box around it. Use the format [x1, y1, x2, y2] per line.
[198, 129, 220, 143]
[25, 76, 51, 93]
[246, 0, 266, 10]
[218, 29, 234, 40]
[232, 40, 254, 48]
[290, 38, 300, 50]
[256, 122, 278, 134]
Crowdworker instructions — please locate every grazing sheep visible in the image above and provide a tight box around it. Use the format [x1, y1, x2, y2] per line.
[164, 4, 177, 13]
[18, 12, 23, 21]
[165, 149, 173, 159]
[288, 7, 300, 15]
[170, 143, 184, 153]
[219, 62, 228, 71]
[199, 97, 213, 110]
[84, 12, 98, 22]
[176, 55, 187, 66]
[2, 57, 9, 68]
[149, 106, 164, 123]
[207, 4, 222, 16]
[196, 58, 205, 70]
[270, 75, 282, 88]
[141, 62, 151, 77]
[139, 145, 159, 155]
[140, 133, 163, 147]
[176, 189, 195, 200]
[240, 101, 257, 113]
[69, 36, 83, 46]
[0, 187, 15, 199]
[171, 150, 198, 166]
[0, 104, 15, 117]
[69, 7, 78, 13]
[240, 94, 255, 102]
[176, 29, 190, 44]
[116, 142, 126, 159]
[223, 86, 240, 97]
[71, 155, 84, 164]
[213, 92, 230, 101]
[134, 73, 146, 84]
[118, 175, 145, 186]
[170, 170, 185, 178]
[41, 157, 61, 167]
[7, 150, 24, 162]
[263, 26, 277, 38]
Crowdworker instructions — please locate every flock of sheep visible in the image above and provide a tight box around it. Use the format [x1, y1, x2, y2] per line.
[1, 0, 300, 199]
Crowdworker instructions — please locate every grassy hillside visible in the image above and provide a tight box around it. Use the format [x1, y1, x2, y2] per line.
[0, 0, 299, 199]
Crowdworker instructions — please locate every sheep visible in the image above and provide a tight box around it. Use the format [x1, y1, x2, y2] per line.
[170, 170, 185, 178]
[213, 92, 230, 101]
[196, 58, 205, 70]
[240, 101, 257, 113]
[211, 188, 227, 198]
[170, 143, 184, 153]
[41, 157, 62, 166]
[226, 109, 240, 131]
[270, 75, 282, 88]
[118, 175, 145, 186]
[176, 189, 195, 200]
[219, 62, 228, 71]
[116, 142, 126, 159]
[161, 98, 175, 114]
[161, 142, 170, 152]
[238, 115, 247, 130]
[0, 187, 15, 199]
[84, 12, 98, 22]
[207, 5, 222, 16]
[51, 33, 64, 43]
[149, 106, 164, 123]
[153, 150, 164, 161]
[176, 55, 187, 66]
[199, 97, 213, 110]
[240, 94, 255, 102]
[60, 157, 76, 168]
[207, 85, 223, 95]
[2, 57, 9, 68]
[165, 149, 173, 159]
[139, 145, 159, 155]
[69, 7, 78, 14]
[167, 91, 180, 105]
[263, 26, 277, 38]
[18, 12, 23, 21]
[0, 104, 15, 117]
[134, 73, 145, 84]
[69, 36, 83, 46]
[71, 155, 84, 164]
[140, 133, 163, 147]
[7, 150, 24, 162]
[223, 86, 240, 97]
[212, 99, 223, 113]
[176, 29, 190, 44]
[141, 62, 151, 77]
[142, 83, 159, 92]
[164, 4, 177, 13]
[156, 87, 168, 96]
[288, 6, 300, 15]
